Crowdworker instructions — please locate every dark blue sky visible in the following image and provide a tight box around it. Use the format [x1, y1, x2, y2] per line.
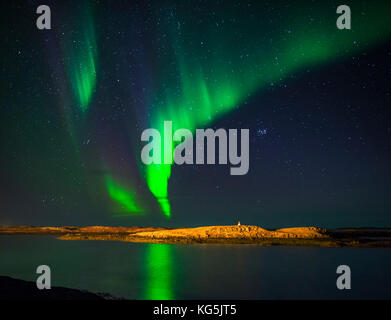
[1, 0, 390, 228]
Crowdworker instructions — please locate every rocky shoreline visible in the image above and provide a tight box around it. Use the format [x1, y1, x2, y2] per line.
[1, 225, 391, 247]
[0, 276, 115, 300]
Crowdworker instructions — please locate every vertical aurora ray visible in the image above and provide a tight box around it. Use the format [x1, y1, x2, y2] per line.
[66, 4, 97, 113]
[143, 1, 391, 218]
[144, 244, 174, 300]
[146, 164, 171, 217]
[61, 4, 145, 218]
[145, 120, 173, 217]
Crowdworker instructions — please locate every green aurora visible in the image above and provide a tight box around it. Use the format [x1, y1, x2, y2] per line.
[105, 175, 143, 215]
[67, 5, 97, 113]
[61, 1, 391, 218]
[143, 1, 391, 217]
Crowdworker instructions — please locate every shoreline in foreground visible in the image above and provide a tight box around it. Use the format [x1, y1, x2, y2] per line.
[1, 225, 391, 247]
[0, 276, 113, 300]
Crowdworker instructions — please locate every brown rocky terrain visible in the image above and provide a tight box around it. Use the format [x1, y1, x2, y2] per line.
[0, 225, 165, 235]
[130, 225, 328, 239]
[1, 224, 391, 247]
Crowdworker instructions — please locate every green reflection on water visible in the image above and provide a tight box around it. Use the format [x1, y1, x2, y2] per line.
[144, 243, 174, 300]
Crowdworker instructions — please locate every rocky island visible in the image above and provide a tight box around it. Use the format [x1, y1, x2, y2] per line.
[1, 225, 391, 247]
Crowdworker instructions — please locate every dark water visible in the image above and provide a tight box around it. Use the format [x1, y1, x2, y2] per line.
[1, 236, 391, 299]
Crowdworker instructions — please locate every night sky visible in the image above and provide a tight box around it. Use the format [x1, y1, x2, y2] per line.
[1, 0, 391, 228]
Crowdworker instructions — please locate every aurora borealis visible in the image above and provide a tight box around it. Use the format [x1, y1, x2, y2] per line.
[135, 0, 391, 217]
[1, 0, 391, 227]
[66, 5, 97, 113]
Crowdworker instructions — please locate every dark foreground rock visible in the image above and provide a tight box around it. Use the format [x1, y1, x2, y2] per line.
[0, 276, 107, 300]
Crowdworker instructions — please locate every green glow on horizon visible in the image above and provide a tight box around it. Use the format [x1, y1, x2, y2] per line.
[67, 5, 97, 112]
[143, 1, 391, 218]
[145, 244, 174, 300]
[105, 175, 143, 215]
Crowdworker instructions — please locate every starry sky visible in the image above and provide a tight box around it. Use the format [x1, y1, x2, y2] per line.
[1, 0, 391, 228]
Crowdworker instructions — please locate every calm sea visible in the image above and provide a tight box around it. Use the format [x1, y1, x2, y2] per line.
[0, 235, 390, 299]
